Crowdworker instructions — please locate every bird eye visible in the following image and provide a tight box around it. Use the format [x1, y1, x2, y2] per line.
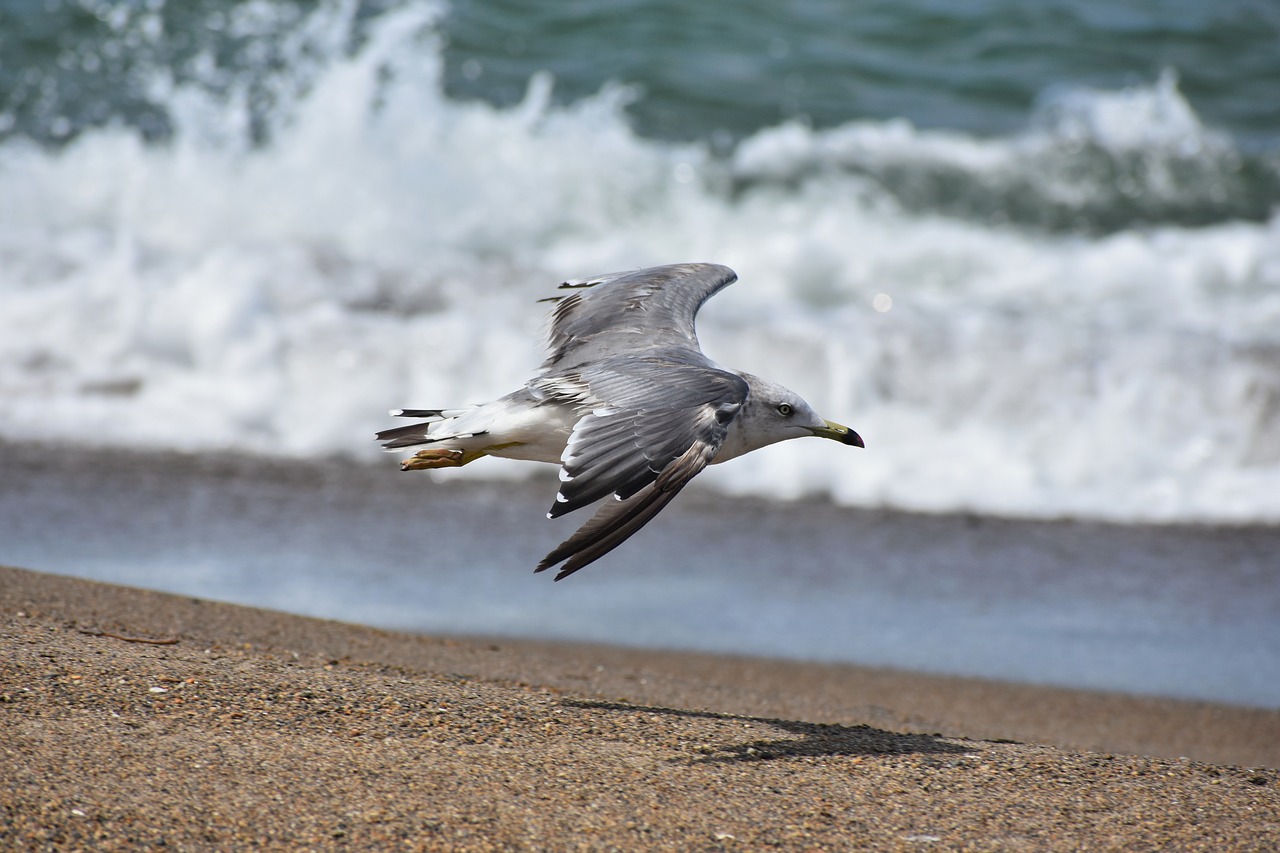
[777, 403, 794, 417]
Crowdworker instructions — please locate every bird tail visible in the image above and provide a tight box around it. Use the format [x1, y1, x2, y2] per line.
[374, 408, 482, 450]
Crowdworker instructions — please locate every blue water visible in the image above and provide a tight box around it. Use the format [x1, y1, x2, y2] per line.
[442, 0, 1280, 150]
[4, 0, 1279, 230]
[3, 445, 1278, 709]
[7, 0, 1280, 149]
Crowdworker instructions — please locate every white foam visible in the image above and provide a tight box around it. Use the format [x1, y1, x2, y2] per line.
[2, 1, 1278, 523]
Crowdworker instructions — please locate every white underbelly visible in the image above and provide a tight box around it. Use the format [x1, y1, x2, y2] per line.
[480, 401, 580, 464]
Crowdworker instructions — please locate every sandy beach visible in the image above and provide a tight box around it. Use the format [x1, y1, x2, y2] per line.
[3, 563, 1278, 850]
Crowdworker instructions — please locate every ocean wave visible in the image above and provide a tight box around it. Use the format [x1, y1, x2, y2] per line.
[731, 71, 1280, 234]
[2, 0, 1279, 524]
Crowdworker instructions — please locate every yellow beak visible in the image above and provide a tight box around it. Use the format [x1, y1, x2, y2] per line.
[811, 419, 864, 448]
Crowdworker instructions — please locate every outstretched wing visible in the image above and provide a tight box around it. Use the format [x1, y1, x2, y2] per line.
[539, 263, 738, 372]
[534, 357, 748, 580]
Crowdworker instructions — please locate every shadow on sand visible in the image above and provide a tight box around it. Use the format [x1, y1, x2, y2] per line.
[564, 699, 981, 764]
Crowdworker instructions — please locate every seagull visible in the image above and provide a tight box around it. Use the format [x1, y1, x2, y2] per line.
[376, 263, 863, 580]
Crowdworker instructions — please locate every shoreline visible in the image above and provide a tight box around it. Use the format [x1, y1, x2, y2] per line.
[3, 564, 1278, 849]
[4, 439, 1279, 711]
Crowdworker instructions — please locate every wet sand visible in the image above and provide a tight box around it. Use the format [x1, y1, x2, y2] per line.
[4, 564, 1278, 850]
[5, 440, 1279, 711]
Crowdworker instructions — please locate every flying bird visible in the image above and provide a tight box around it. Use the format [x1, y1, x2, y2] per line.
[376, 263, 863, 579]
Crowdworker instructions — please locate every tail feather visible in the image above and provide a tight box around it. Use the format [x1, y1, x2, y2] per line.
[376, 407, 489, 450]
[375, 421, 435, 449]
[391, 408, 446, 419]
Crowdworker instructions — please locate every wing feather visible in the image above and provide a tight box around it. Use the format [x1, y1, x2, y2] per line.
[523, 263, 751, 577]
[540, 263, 737, 372]
[535, 362, 747, 576]
[536, 484, 681, 581]
[536, 436, 720, 580]
[547, 363, 745, 518]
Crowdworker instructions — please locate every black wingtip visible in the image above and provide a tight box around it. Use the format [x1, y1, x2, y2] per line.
[532, 558, 576, 581]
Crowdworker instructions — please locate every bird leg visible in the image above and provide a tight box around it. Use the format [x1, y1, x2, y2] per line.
[400, 448, 467, 471]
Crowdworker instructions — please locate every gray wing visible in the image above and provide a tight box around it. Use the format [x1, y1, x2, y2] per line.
[539, 263, 738, 372]
[534, 356, 749, 580]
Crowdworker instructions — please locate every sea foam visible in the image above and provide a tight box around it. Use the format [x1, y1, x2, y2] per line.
[2, 0, 1278, 523]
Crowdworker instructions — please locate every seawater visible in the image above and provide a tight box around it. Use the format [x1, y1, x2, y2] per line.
[2, 0, 1279, 523]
